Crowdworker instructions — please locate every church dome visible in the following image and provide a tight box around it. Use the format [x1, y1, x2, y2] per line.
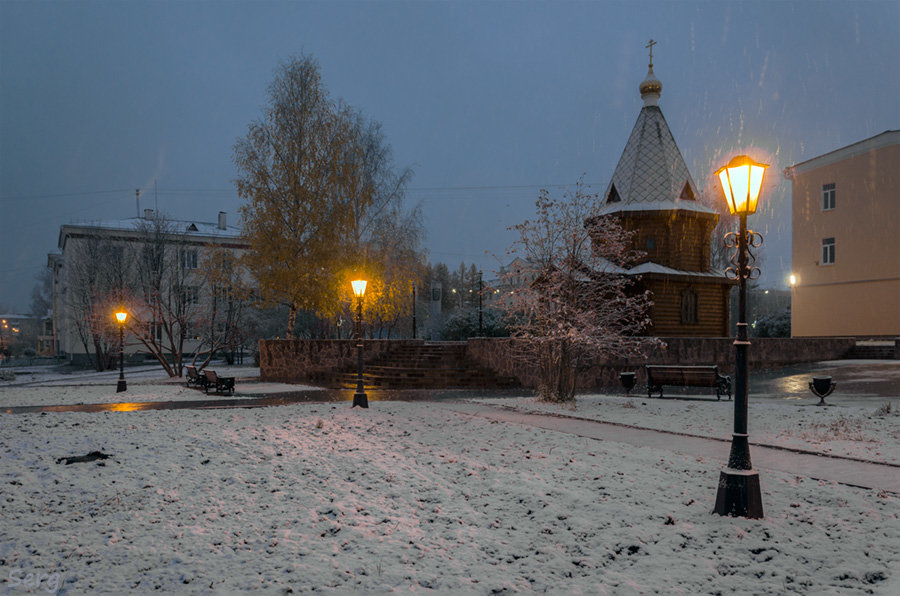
[639, 65, 662, 105]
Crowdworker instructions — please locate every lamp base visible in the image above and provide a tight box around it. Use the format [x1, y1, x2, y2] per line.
[713, 468, 763, 518]
[352, 391, 368, 408]
[116, 380, 127, 393]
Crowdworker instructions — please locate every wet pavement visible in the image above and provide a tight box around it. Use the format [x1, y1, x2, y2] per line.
[1, 387, 524, 415]
[2, 359, 896, 415]
[626, 360, 899, 407]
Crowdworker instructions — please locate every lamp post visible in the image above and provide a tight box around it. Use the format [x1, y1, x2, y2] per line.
[713, 154, 767, 519]
[351, 279, 368, 408]
[115, 309, 128, 393]
[478, 271, 483, 336]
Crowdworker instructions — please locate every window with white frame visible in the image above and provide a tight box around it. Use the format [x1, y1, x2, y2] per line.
[182, 248, 198, 270]
[182, 285, 200, 305]
[821, 238, 835, 265]
[822, 183, 836, 211]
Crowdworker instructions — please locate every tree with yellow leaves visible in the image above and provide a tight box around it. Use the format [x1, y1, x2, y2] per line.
[235, 54, 422, 337]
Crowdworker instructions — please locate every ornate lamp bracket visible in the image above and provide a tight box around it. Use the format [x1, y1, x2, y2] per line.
[724, 230, 764, 281]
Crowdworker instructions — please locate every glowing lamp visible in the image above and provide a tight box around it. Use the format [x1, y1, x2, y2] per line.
[789, 274, 797, 286]
[115, 310, 128, 324]
[715, 155, 769, 216]
[351, 279, 367, 298]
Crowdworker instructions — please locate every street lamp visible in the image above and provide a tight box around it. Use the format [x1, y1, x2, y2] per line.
[115, 309, 128, 393]
[478, 270, 483, 336]
[713, 154, 767, 519]
[351, 279, 368, 409]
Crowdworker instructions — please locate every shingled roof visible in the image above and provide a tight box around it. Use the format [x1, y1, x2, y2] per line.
[598, 65, 715, 217]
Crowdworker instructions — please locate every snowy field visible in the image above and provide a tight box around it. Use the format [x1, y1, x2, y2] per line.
[476, 393, 900, 465]
[2, 396, 898, 594]
[0, 365, 318, 408]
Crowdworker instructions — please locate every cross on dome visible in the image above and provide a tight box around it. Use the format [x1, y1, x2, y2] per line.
[645, 39, 657, 67]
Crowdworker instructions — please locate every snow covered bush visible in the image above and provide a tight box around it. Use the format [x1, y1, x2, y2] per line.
[497, 178, 655, 402]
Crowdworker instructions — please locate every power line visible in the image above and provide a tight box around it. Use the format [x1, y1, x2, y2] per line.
[1, 181, 605, 203]
[0, 188, 134, 202]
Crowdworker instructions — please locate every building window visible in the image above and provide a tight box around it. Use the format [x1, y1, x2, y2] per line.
[645, 236, 656, 250]
[182, 249, 198, 270]
[822, 183, 836, 211]
[822, 238, 835, 265]
[681, 289, 698, 325]
[182, 285, 200, 305]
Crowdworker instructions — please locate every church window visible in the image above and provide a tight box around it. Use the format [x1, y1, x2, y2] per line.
[645, 236, 656, 250]
[681, 288, 698, 325]
[680, 181, 696, 201]
[607, 184, 620, 203]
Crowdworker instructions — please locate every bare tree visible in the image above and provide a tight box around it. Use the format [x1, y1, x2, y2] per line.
[190, 246, 250, 369]
[63, 234, 129, 371]
[498, 178, 655, 402]
[125, 216, 198, 377]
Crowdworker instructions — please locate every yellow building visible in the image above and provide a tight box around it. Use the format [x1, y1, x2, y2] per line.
[786, 130, 900, 337]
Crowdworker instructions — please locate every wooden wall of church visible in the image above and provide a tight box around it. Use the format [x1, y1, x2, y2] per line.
[642, 277, 732, 337]
[618, 212, 717, 272]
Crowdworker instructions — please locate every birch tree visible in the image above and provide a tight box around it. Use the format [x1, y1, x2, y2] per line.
[235, 53, 424, 337]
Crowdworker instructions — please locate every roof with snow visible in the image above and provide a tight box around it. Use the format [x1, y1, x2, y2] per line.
[600, 65, 715, 217]
[58, 214, 244, 250]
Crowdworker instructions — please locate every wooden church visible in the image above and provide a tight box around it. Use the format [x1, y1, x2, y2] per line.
[588, 49, 732, 337]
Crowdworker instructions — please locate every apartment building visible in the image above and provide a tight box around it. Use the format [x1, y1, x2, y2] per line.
[785, 130, 899, 337]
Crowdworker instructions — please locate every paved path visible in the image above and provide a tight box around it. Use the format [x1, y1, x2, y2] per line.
[435, 401, 900, 495]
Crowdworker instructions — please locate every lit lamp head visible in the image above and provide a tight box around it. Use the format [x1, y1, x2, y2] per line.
[715, 155, 769, 216]
[115, 310, 128, 324]
[351, 279, 367, 299]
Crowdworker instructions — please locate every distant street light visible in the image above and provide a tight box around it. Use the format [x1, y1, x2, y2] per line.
[115, 309, 128, 393]
[713, 154, 768, 519]
[478, 271, 484, 336]
[351, 279, 368, 409]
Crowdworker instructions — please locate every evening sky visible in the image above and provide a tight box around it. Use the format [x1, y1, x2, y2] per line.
[1, 0, 897, 311]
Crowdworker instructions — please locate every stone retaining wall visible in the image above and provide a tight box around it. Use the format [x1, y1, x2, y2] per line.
[259, 339, 424, 382]
[466, 337, 857, 390]
[260, 336, 857, 389]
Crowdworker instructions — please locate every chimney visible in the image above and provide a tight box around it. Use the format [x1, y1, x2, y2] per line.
[144, 209, 154, 220]
[218, 211, 227, 230]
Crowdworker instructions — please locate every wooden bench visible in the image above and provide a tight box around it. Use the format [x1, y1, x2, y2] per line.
[645, 365, 732, 400]
[204, 369, 235, 395]
[185, 365, 208, 390]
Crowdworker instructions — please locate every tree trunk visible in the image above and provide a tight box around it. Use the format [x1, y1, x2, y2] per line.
[286, 303, 297, 340]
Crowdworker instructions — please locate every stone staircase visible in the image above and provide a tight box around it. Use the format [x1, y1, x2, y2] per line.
[312, 342, 519, 390]
[844, 341, 897, 360]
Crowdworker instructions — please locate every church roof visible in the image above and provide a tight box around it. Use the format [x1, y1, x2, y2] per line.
[600, 64, 716, 217]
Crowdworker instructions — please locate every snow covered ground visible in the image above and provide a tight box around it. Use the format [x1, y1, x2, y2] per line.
[476, 393, 900, 465]
[1, 392, 897, 593]
[1, 364, 898, 594]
